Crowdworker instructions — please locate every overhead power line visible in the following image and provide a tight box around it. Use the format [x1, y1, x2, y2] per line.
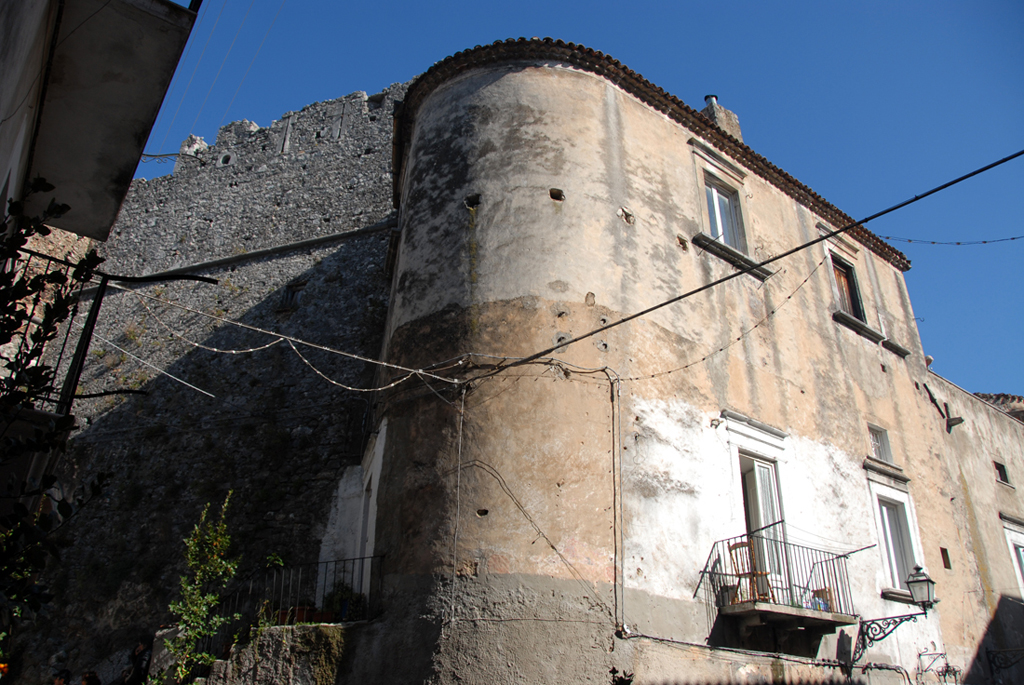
[218, 0, 289, 129]
[478, 148, 1024, 380]
[879, 234, 1023, 246]
[188, 0, 258, 135]
[624, 254, 829, 382]
[112, 283, 457, 387]
[158, 0, 229, 153]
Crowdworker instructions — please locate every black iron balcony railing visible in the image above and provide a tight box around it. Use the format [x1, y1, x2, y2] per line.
[1, 250, 90, 415]
[695, 522, 856, 633]
[204, 555, 384, 658]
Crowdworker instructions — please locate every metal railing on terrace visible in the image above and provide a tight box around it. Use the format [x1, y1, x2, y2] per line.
[1, 250, 90, 415]
[695, 522, 855, 632]
[204, 555, 384, 658]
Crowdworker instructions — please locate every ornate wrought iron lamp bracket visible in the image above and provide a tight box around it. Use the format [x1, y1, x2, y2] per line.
[852, 612, 923, 664]
[987, 647, 1024, 677]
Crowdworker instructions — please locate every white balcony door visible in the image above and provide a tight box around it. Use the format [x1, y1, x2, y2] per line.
[741, 455, 786, 598]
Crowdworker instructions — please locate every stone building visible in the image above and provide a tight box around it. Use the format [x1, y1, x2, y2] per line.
[15, 39, 1024, 684]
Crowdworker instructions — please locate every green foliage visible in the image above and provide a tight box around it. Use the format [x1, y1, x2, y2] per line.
[0, 179, 106, 632]
[166, 492, 239, 683]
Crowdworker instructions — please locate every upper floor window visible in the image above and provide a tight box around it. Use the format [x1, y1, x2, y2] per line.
[996, 461, 1011, 485]
[705, 176, 745, 253]
[879, 498, 916, 591]
[831, 255, 864, 321]
[869, 426, 892, 464]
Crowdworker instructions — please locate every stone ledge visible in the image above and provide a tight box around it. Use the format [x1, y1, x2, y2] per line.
[832, 310, 885, 344]
[692, 233, 772, 281]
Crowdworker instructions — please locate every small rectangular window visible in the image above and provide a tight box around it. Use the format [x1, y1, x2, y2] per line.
[869, 426, 892, 464]
[704, 177, 745, 253]
[879, 498, 915, 590]
[940, 547, 951, 570]
[996, 462, 1011, 484]
[832, 256, 864, 321]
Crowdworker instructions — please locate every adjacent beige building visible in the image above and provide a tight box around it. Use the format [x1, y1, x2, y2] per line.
[335, 38, 1024, 684]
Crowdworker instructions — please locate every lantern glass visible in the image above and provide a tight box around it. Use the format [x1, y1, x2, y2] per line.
[906, 565, 935, 607]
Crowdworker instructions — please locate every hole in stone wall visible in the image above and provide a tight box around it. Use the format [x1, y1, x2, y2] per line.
[676, 234, 689, 251]
[366, 92, 386, 110]
[476, 509, 488, 517]
[221, 154, 232, 165]
[595, 340, 608, 352]
[550, 188, 565, 201]
[618, 207, 635, 225]
[464, 194, 481, 209]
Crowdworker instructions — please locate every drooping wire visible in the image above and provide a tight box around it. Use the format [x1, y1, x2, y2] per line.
[878, 234, 1023, 246]
[471, 148, 1024, 383]
[134, 290, 284, 354]
[113, 283, 456, 385]
[79, 324, 215, 399]
[624, 254, 828, 381]
[287, 339, 413, 393]
[188, 0, 259, 136]
[218, 0, 288, 129]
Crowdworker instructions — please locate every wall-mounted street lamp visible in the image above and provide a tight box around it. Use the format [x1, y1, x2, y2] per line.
[851, 566, 937, 664]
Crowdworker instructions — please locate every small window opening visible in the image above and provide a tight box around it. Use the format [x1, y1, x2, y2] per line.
[549, 188, 565, 201]
[995, 461, 1010, 484]
[618, 207, 635, 225]
[940, 547, 952, 570]
[832, 256, 865, 321]
[476, 509, 488, 517]
[868, 426, 892, 464]
[221, 154, 232, 165]
[464, 194, 481, 209]
[366, 92, 386, 110]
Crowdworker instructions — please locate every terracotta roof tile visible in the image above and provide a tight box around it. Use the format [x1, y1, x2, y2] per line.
[395, 38, 911, 272]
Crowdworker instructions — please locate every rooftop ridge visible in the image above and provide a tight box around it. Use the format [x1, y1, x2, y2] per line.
[396, 37, 911, 272]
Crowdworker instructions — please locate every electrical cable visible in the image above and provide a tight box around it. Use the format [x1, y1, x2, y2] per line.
[446, 388, 466, 632]
[218, 0, 288, 129]
[188, 0, 258, 136]
[157, 0, 229, 154]
[623, 254, 828, 382]
[79, 324, 215, 399]
[286, 339, 413, 393]
[878, 234, 1023, 246]
[472, 149, 1024, 382]
[112, 283, 457, 385]
[134, 290, 284, 354]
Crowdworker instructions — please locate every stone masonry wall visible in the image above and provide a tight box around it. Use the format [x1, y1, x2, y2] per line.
[14, 82, 407, 682]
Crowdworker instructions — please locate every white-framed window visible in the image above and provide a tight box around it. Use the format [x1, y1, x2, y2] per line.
[1001, 516, 1024, 597]
[868, 479, 923, 595]
[878, 498, 915, 590]
[704, 176, 746, 252]
[868, 425, 893, 464]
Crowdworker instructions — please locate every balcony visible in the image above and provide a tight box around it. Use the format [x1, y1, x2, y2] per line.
[695, 522, 857, 656]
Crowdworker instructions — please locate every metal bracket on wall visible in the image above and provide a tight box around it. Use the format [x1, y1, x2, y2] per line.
[987, 647, 1024, 677]
[852, 612, 923, 664]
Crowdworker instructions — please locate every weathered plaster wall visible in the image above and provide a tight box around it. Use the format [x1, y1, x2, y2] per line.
[377, 61, 972, 682]
[920, 374, 1024, 682]
[15, 84, 406, 681]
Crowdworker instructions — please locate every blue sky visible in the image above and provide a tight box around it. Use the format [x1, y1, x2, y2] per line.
[147, 0, 1023, 395]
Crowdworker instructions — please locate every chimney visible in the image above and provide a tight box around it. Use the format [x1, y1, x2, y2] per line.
[701, 94, 743, 143]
